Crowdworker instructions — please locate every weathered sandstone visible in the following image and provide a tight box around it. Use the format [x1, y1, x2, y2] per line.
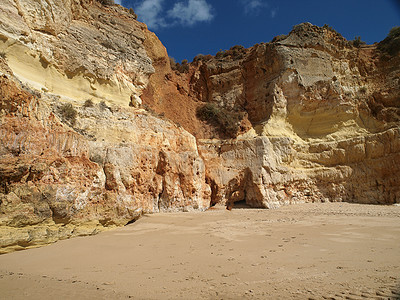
[190, 24, 400, 208]
[0, 0, 153, 107]
[0, 1, 210, 253]
[0, 65, 210, 253]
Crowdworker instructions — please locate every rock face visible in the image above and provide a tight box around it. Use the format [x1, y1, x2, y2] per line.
[0, 0, 399, 254]
[141, 23, 399, 208]
[0, 64, 210, 253]
[189, 23, 400, 208]
[0, 0, 209, 253]
[0, 0, 153, 107]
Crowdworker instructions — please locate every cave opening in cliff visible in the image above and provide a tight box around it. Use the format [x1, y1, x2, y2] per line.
[231, 199, 252, 209]
[206, 177, 219, 207]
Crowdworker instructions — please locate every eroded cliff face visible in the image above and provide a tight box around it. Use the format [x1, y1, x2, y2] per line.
[0, 1, 210, 253]
[0, 62, 210, 253]
[188, 24, 400, 208]
[141, 23, 400, 208]
[0, 0, 153, 107]
[0, 0, 399, 254]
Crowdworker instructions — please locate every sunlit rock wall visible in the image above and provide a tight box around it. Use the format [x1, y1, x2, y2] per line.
[0, 0, 153, 107]
[0, 1, 210, 254]
[192, 23, 400, 207]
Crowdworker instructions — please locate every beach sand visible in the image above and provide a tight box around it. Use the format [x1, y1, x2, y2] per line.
[0, 202, 399, 299]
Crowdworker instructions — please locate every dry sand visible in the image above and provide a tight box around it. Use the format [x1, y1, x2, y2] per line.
[0, 203, 399, 299]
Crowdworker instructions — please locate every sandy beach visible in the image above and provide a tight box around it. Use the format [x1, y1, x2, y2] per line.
[0, 203, 399, 299]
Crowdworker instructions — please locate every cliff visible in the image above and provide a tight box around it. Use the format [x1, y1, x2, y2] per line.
[141, 23, 400, 208]
[0, 1, 399, 253]
[189, 24, 400, 208]
[0, 0, 159, 107]
[0, 0, 209, 253]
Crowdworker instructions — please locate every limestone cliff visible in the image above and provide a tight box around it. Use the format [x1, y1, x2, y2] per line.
[0, 0, 209, 253]
[198, 24, 400, 208]
[0, 0, 153, 107]
[142, 23, 400, 208]
[0, 0, 399, 254]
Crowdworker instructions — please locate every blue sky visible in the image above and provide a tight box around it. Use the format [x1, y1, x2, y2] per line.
[118, 0, 400, 62]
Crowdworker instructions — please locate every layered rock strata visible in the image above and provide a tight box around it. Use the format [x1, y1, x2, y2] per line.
[141, 23, 400, 208]
[0, 0, 152, 107]
[191, 24, 400, 208]
[0, 62, 209, 253]
[0, 1, 209, 253]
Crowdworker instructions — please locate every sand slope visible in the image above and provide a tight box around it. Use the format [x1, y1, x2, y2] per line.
[0, 203, 399, 299]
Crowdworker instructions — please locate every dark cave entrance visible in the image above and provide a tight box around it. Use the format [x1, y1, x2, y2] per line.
[206, 176, 219, 207]
[230, 199, 252, 209]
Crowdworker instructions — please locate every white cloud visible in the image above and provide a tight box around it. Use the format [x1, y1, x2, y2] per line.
[167, 0, 214, 26]
[114, 0, 122, 4]
[135, 0, 166, 29]
[248, 0, 263, 11]
[134, 0, 214, 29]
[240, 0, 266, 14]
[239, 0, 277, 18]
